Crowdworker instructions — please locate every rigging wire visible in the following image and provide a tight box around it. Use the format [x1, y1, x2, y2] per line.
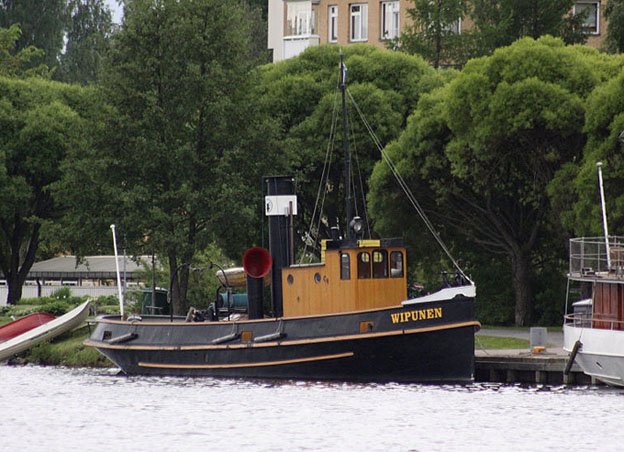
[348, 106, 372, 239]
[347, 90, 473, 284]
[300, 86, 341, 264]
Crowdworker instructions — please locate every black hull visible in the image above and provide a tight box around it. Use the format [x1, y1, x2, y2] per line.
[86, 297, 478, 383]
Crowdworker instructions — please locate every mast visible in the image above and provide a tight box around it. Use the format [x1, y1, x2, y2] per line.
[340, 52, 353, 240]
[597, 161, 611, 269]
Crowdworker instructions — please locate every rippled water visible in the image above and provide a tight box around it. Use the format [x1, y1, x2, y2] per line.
[1, 365, 623, 451]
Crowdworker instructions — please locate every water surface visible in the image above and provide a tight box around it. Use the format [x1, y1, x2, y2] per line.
[1, 365, 622, 451]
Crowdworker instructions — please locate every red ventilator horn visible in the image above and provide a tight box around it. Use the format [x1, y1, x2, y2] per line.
[243, 247, 273, 279]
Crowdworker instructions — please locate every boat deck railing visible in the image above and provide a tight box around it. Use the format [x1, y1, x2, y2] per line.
[569, 236, 624, 280]
[564, 313, 624, 330]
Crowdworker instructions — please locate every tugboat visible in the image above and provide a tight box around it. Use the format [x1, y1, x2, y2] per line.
[85, 57, 479, 382]
[564, 162, 624, 386]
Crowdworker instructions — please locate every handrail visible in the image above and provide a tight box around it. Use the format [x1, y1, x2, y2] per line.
[564, 313, 624, 330]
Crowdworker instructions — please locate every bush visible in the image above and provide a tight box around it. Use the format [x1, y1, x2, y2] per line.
[39, 301, 71, 316]
[51, 287, 72, 300]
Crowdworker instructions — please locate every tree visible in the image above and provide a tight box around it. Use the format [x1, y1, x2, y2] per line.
[369, 37, 622, 325]
[550, 68, 624, 237]
[471, 0, 587, 55]
[0, 24, 50, 77]
[57, 0, 113, 84]
[255, 45, 437, 255]
[604, 0, 624, 53]
[56, 0, 275, 315]
[0, 76, 102, 304]
[0, 0, 68, 70]
[397, 0, 473, 68]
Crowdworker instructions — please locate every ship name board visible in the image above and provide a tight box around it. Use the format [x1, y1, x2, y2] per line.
[390, 307, 443, 324]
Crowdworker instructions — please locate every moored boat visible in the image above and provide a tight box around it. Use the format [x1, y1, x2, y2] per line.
[85, 56, 479, 383]
[0, 301, 90, 362]
[563, 236, 624, 386]
[0, 312, 56, 343]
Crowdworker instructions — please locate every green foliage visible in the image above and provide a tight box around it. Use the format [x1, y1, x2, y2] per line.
[398, 0, 473, 68]
[55, 0, 275, 314]
[551, 67, 624, 236]
[0, 76, 104, 304]
[370, 37, 621, 326]
[0, 0, 68, 71]
[604, 0, 624, 53]
[0, 24, 50, 77]
[470, 0, 587, 55]
[256, 45, 436, 250]
[56, 0, 114, 84]
[25, 325, 111, 367]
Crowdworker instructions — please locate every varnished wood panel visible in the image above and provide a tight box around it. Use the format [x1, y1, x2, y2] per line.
[282, 247, 407, 317]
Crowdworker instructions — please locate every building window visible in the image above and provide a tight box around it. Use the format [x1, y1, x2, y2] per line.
[381, 1, 399, 40]
[340, 252, 350, 280]
[329, 5, 338, 42]
[287, 1, 316, 36]
[390, 251, 404, 278]
[444, 18, 461, 35]
[574, 2, 599, 34]
[350, 3, 368, 42]
[357, 252, 371, 279]
[372, 250, 388, 278]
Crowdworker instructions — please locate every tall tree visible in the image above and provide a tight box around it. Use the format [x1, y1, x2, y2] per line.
[0, 76, 103, 304]
[0, 0, 68, 70]
[397, 0, 472, 68]
[56, 0, 275, 314]
[0, 24, 50, 77]
[369, 37, 623, 325]
[57, 0, 113, 84]
[605, 0, 624, 53]
[471, 0, 587, 55]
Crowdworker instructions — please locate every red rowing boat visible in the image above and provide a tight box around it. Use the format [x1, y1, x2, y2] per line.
[0, 312, 56, 343]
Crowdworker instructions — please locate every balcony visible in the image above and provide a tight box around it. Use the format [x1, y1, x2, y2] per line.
[283, 34, 320, 60]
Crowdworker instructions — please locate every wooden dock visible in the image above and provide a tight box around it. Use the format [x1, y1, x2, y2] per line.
[474, 348, 595, 385]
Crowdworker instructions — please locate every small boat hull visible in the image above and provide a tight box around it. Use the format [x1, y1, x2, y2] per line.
[86, 296, 478, 382]
[0, 301, 91, 362]
[0, 312, 56, 342]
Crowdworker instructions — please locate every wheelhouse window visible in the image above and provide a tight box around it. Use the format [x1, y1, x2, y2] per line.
[340, 252, 350, 280]
[390, 251, 404, 278]
[357, 252, 371, 279]
[574, 2, 599, 34]
[350, 3, 368, 42]
[372, 250, 388, 278]
[328, 5, 338, 42]
[381, 1, 399, 40]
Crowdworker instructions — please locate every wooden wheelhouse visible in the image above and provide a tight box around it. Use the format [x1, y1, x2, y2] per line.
[282, 238, 407, 317]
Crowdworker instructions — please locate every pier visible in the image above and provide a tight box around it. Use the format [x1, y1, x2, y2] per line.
[475, 329, 596, 385]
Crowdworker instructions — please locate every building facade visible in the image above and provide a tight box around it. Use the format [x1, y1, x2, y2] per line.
[268, 0, 606, 62]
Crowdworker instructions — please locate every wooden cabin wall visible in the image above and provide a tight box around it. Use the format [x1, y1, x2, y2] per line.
[282, 247, 407, 317]
[593, 282, 624, 330]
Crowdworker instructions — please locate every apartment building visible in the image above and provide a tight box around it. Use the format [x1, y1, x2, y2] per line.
[268, 0, 606, 62]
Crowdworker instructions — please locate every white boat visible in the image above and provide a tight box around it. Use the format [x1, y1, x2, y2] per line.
[0, 301, 91, 362]
[563, 236, 624, 386]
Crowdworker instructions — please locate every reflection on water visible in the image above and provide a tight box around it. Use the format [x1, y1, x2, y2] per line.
[1, 365, 623, 451]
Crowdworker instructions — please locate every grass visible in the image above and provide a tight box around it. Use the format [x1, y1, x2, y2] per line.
[23, 325, 112, 367]
[475, 335, 530, 349]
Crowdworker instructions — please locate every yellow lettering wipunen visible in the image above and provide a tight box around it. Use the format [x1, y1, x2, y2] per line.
[390, 307, 444, 324]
